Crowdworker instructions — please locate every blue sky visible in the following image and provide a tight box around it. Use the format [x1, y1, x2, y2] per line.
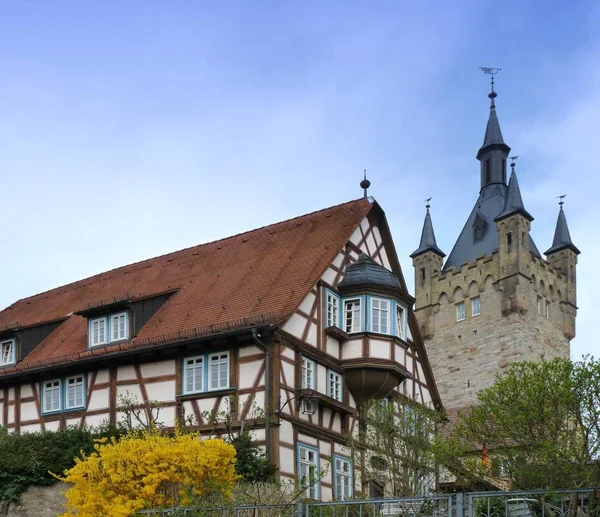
[0, 1, 598, 359]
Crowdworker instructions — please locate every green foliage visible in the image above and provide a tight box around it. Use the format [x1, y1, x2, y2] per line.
[438, 356, 600, 490]
[0, 424, 122, 503]
[229, 430, 277, 483]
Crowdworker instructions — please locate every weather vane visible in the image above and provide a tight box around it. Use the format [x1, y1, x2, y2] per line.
[425, 197, 432, 210]
[557, 194, 566, 207]
[509, 155, 519, 170]
[479, 67, 502, 103]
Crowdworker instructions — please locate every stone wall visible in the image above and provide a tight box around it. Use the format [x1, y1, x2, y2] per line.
[416, 246, 573, 410]
[1, 484, 66, 517]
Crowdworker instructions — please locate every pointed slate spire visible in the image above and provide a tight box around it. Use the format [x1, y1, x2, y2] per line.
[545, 200, 580, 255]
[495, 162, 533, 222]
[410, 201, 446, 259]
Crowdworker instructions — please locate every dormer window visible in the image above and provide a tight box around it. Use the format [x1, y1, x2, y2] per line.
[89, 311, 129, 347]
[0, 338, 16, 366]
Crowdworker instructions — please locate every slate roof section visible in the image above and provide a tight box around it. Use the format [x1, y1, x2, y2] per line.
[410, 207, 446, 259]
[0, 198, 374, 372]
[476, 94, 510, 160]
[495, 169, 533, 222]
[444, 184, 541, 271]
[545, 205, 580, 255]
[338, 253, 401, 290]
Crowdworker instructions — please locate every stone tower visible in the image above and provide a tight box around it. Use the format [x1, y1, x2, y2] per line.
[411, 86, 579, 410]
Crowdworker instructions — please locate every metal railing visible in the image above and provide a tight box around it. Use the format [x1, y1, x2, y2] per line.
[137, 489, 600, 517]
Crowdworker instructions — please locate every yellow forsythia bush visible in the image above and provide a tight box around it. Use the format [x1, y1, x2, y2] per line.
[55, 433, 238, 517]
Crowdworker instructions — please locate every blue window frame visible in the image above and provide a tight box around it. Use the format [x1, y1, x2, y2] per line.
[89, 311, 130, 347]
[325, 290, 341, 328]
[182, 351, 230, 395]
[327, 369, 343, 402]
[333, 454, 353, 500]
[297, 442, 320, 500]
[41, 374, 86, 415]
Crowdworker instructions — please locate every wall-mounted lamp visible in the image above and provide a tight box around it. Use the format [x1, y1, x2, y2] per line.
[277, 390, 320, 417]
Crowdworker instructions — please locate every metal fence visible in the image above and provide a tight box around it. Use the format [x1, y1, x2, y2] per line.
[137, 489, 600, 517]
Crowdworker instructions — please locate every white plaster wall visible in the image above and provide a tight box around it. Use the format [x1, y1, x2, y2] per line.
[395, 345, 405, 365]
[306, 323, 317, 347]
[370, 339, 389, 360]
[333, 252, 344, 269]
[239, 345, 261, 357]
[282, 313, 306, 341]
[239, 360, 263, 389]
[321, 267, 337, 286]
[331, 414, 341, 433]
[20, 423, 42, 434]
[140, 360, 175, 378]
[21, 385, 33, 398]
[7, 405, 14, 424]
[117, 365, 136, 381]
[298, 291, 316, 315]
[298, 432, 318, 446]
[279, 419, 294, 443]
[342, 339, 361, 359]
[349, 227, 362, 247]
[360, 218, 370, 235]
[85, 413, 108, 428]
[160, 406, 176, 427]
[145, 380, 175, 402]
[365, 232, 377, 256]
[66, 417, 80, 427]
[281, 346, 295, 360]
[117, 384, 142, 401]
[44, 420, 59, 431]
[316, 364, 327, 394]
[326, 337, 339, 358]
[279, 445, 295, 475]
[21, 401, 37, 421]
[96, 369, 109, 384]
[281, 361, 295, 388]
[88, 388, 109, 411]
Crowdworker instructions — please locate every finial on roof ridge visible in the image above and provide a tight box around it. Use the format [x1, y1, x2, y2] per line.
[360, 169, 371, 199]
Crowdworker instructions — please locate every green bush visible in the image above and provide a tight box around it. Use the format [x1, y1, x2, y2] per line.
[0, 424, 121, 502]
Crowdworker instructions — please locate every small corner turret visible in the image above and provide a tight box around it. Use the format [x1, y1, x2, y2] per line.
[411, 201, 444, 339]
[545, 198, 579, 339]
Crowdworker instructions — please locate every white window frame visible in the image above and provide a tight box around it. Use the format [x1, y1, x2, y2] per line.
[110, 312, 128, 342]
[326, 292, 340, 328]
[334, 456, 353, 500]
[208, 352, 230, 391]
[545, 300, 551, 319]
[90, 317, 107, 347]
[396, 304, 406, 339]
[183, 355, 204, 394]
[65, 375, 85, 410]
[370, 297, 390, 334]
[298, 444, 319, 500]
[471, 296, 481, 317]
[0, 338, 16, 366]
[301, 357, 316, 390]
[328, 370, 343, 402]
[42, 379, 62, 414]
[344, 298, 362, 333]
[456, 302, 466, 322]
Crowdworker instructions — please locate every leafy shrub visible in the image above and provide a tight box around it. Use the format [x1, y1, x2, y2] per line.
[0, 425, 121, 503]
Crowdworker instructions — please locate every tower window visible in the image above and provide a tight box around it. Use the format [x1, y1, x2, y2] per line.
[471, 297, 481, 317]
[522, 232, 526, 247]
[537, 296, 543, 316]
[420, 268, 426, 288]
[502, 159, 506, 183]
[484, 159, 491, 184]
[456, 302, 466, 322]
[545, 300, 551, 319]
[506, 232, 512, 250]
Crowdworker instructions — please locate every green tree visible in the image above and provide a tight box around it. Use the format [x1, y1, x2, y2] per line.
[346, 397, 442, 497]
[437, 356, 600, 489]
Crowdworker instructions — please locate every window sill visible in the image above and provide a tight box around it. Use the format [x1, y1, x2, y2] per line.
[177, 387, 236, 401]
[88, 338, 131, 350]
[295, 389, 354, 415]
[325, 326, 350, 342]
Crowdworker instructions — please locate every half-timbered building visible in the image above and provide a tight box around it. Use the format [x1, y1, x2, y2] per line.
[0, 197, 441, 501]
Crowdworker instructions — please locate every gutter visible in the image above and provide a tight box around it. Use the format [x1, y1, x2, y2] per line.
[251, 328, 271, 462]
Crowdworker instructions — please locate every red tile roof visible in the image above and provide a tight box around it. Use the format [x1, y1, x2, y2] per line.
[0, 198, 373, 372]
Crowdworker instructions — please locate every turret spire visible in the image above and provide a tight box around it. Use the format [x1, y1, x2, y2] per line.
[495, 158, 533, 222]
[477, 68, 510, 190]
[545, 197, 580, 255]
[410, 199, 446, 258]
